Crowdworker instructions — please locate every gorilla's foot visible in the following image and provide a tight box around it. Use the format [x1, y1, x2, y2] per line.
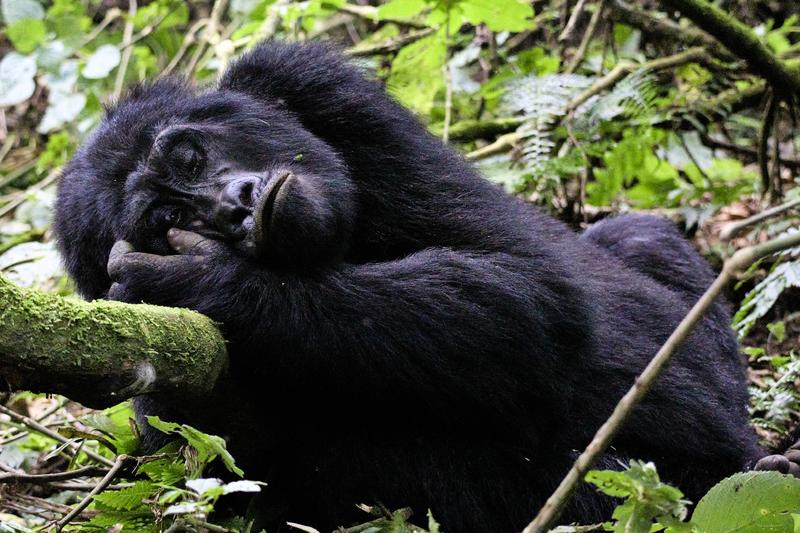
[755, 441, 800, 477]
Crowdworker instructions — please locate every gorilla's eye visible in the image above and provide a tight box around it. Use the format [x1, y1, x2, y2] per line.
[168, 140, 205, 178]
[149, 205, 187, 229]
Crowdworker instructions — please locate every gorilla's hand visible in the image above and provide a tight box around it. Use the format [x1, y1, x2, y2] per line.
[107, 228, 231, 310]
[754, 441, 800, 477]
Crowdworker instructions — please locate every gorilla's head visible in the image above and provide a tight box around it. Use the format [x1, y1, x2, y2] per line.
[56, 79, 355, 298]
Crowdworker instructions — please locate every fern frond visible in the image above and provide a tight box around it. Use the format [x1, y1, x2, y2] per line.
[502, 74, 592, 173]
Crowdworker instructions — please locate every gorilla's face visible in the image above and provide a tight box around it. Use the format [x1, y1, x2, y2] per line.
[84, 84, 356, 270]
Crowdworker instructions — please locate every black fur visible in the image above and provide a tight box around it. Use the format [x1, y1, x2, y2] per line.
[55, 42, 765, 532]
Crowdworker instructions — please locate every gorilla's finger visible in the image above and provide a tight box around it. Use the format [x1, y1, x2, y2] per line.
[109, 250, 198, 281]
[167, 228, 223, 256]
[108, 241, 135, 276]
[107, 282, 137, 302]
[754, 454, 790, 473]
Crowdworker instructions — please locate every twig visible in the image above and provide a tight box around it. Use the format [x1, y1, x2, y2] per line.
[759, 91, 778, 196]
[347, 28, 435, 57]
[608, 0, 727, 58]
[0, 168, 60, 219]
[522, 230, 800, 533]
[78, 8, 122, 49]
[55, 455, 130, 531]
[442, 8, 454, 144]
[0, 465, 108, 484]
[559, 0, 590, 42]
[0, 405, 114, 468]
[660, 0, 800, 96]
[566, 47, 705, 112]
[338, 3, 427, 28]
[720, 197, 800, 241]
[113, 0, 137, 101]
[163, 19, 209, 76]
[0, 133, 16, 166]
[465, 132, 521, 161]
[565, 0, 606, 74]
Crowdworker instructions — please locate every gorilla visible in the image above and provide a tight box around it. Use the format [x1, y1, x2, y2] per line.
[55, 41, 775, 532]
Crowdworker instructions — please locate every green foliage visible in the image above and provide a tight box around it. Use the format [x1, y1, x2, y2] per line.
[146, 415, 244, 477]
[586, 460, 691, 533]
[734, 250, 800, 338]
[692, 472, 800, 532]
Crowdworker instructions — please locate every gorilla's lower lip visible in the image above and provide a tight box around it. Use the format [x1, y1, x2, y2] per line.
[252, 171, 292, 252]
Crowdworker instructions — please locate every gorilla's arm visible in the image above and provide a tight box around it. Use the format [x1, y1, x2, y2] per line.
[108, 230, 584, 424]
[219, 42, 472, 182]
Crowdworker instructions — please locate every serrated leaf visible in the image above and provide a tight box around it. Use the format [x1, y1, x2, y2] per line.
[82, 44, 121, 79]
[692, 471, 800, 532]
[0, 52, 36, 106]
[146, 416, 243, 476]
[93, 481, 155, 510]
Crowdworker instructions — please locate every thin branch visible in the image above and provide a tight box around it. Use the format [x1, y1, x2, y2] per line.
[759, 91, 778, 196]
[113, 0, 137, 101]
[522, 229, 800, 533]
[608, 0, 727, 58]
[0, 465, 108, 484]
[347, 28, 435, 57]
[565, 0, 606, 74]
[55, 455, 130, 531]
[0, 405, 114, 468]
[660, 0, 800, 96]
[720, 197, 800, 241]
[559, 0, 590, 42]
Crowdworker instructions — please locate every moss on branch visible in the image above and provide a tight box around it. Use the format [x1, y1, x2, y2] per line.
[0, 274, 228, 408]
[661, 0, 800, 95]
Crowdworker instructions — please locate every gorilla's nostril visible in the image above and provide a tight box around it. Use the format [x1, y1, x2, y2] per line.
[239, 181, 254, 207]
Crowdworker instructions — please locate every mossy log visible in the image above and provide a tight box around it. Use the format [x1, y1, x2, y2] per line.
[0, 274, 228, 409]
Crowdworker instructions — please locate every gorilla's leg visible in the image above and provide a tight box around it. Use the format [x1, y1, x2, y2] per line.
[581, 213, 716, 304]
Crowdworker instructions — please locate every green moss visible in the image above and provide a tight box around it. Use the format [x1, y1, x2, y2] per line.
[0, 275, 228, 408]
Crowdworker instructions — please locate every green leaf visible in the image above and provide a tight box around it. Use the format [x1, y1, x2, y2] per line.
[692, 471, 800, 532]
[146, 416, 244, 477]
[82, 44, 121, 79]
[0, 52, 36, 106]
[387, 31, 446, 115]
[6, 18, 46, 53]
[93, 481, 155, 510]
[377, 0, 427, 21]
[1, 0, 44, 24]
[459, 0, 534, 32]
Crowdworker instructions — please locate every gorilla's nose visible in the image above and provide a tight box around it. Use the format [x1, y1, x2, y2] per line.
[215, 177, 259, 238]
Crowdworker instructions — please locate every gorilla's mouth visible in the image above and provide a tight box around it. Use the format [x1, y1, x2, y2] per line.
[252, 170, 293, 255]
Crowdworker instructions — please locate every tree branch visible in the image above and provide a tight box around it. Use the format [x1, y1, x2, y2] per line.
[660, 0, 800, 96]
[0, 274, 228, 409]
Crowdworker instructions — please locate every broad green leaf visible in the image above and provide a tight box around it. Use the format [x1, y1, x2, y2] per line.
[377, 0, 427, 20]
[1, 0, 44, 23]
[387, 31, 446, 115]
[692, 471, 800, 532]
[0, 52, 36, 106]
[82, 44, 121, 79]
[460, 0, 534, 32]
[6, 18, 46, 53]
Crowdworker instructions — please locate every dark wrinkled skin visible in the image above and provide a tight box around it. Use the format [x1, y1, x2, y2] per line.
[55, 42, 774, 532]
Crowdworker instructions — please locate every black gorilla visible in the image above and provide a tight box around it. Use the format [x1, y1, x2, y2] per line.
[55, 42, 769, 532]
